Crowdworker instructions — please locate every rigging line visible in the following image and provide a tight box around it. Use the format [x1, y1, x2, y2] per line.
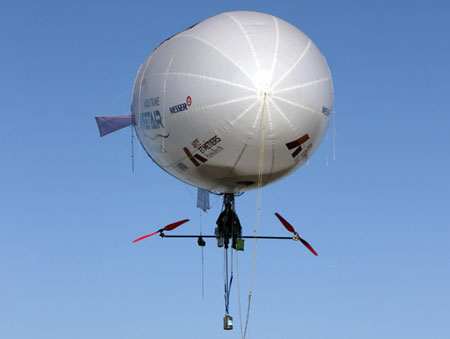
[326, 128, 329, 167]
[131, 126, 135, 172]
[98, 112, 137, 158]
[241, 93, 268, 339]
[224, 246, 227, 313]
[228, 250, 234, 314]
[98, 87, 130, 116]
[224, 202, 237, 316]
[138, 131, 142, 159]
[236, 251, 245, 339]
[229, 233, 234, 305]
[225, 247, 231, 314]
[200, 210, 205, 300]
[333, 109, 336, 161]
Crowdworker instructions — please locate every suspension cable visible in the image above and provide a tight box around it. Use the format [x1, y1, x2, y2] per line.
[237, 93, 268, 338]
[224, 247, 228, 313]
[200, 210, 205, 300]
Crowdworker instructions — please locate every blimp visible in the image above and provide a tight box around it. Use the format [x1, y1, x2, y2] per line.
[96, 10, 333, 328]
[97, 10, 333, 193]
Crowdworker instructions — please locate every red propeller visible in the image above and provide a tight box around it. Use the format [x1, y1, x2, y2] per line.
[274, 213, 318, 256]
[132, 219, 190, 243]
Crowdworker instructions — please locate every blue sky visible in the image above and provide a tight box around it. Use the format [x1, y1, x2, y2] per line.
[1, 1, 449, 338]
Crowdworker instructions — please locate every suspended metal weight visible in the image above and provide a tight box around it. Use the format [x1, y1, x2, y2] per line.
[223, 314, 233, 330]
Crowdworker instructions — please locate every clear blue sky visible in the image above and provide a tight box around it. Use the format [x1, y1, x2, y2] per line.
[1, 1, 449, 338]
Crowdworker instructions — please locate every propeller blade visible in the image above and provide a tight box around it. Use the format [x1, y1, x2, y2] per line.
[132, 230, 159, 243]
[132, 219, 190, 243]
[163, 219, 190, 231]
[299, 237, 318, 256]
[274, 213, 296, 233]
[274, 213, 318, 256]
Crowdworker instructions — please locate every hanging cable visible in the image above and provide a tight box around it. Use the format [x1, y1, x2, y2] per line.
[223, 247, 227, 311]
[98, 88, 129, 116]
[236, 249, 244, 338]
[131, 125, 135, 172]
[224, 247, 233, 314]
[223, 197, 236, 316]
[236, 93, 268, 339]
[224, 247, 227, 313]
[200, 210, 205, 300]
[226, 249, 234, 314]
[333, 109, 337, 161]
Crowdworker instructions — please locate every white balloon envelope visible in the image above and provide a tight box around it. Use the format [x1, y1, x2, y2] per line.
[131, 11, 334, 193]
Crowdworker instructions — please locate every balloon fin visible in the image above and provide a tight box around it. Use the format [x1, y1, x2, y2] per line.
[95, 114, 134, 137]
